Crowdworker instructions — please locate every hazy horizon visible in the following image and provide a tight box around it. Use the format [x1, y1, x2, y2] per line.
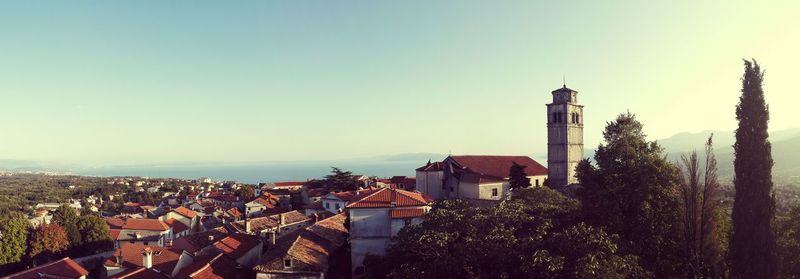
[2, 1, 799, 165]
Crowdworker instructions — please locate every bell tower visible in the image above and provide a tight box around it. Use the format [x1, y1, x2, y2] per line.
[546, 84, 584, 187]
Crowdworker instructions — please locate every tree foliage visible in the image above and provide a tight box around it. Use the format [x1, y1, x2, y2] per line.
[730, 59, 778, 278]
[325, 167, 358, 191]
[51, 205, 82, 248]
[76, 215, 114, 255]
[777, 206, 800, 278]
[374, 188, 646, 278]
[508, 162, 532, 190]
[678, 135, 723, 277]
[575, 112, 685, 277]
[235, 185, 256, 201]
[27, 223, 70, 265]
[0, 212, 30, 272]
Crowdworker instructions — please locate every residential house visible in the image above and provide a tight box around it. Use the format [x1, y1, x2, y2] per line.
[106, 218, 172, 248]
[104, 243, 183, 278]
[301, 188, 328, 205]
[244, 194, 280, 218]
[389, 176, 417, 190]
[347, 187, 433, 274]
[253, 213, 349, 279]
[159, 206, 199, 233]
[415, 155, 548, 201]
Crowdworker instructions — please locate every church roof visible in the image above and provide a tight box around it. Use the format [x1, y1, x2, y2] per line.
[446, 155, 548, 179]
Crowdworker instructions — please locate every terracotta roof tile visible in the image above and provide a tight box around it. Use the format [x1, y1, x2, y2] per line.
[346, 188, 432, 208]
[231, 210, 311, 232]
[172, 253, 239, 279]
[165, 218, 189, 235]
[225, 207, 242, 217]
[390, 208, 426, 219]
[416, 161, 445, 172]
[254, 214, 348, 273]
[112, 267, 168, 279]
[121, 218, 170, 231]
[173, 206, 198, 219]
[6, 257, 89, 279]
[105, 243, 181, 275]
[447, 155, 548, 179]
[274, 181, 306, 187]
[211, 234, 262, 260]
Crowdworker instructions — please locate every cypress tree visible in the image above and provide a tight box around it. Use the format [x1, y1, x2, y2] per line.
[730, 59, 777, 278]
[508, 162, 532, 189]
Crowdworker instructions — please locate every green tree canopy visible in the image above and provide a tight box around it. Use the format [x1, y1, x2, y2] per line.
[325, 167, 358, 191]
[575, 112, 685, 277]
[0, 212, 31, 271]
[374, 188, 646, 278]
[235, 186, 256, 201]
[76, 215, 114, 255]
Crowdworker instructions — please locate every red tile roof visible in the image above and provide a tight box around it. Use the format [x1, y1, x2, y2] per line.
[172, 253, 239, 279]
[105, 243, 181, 275]
[346, 188, 432, 208]
[251, 195, 278, 207]
[173, 206, 198, 219]
[110, 229, 122, 240]
[231, 210, 311, 232]
[416, 161, 445, 172]
[390, 208, 426, 219]
[106, 218, 126, 229]
[122, 218, 170, 231]
[448, 155, 548, 179]
[106, 218, 170, 231]
[306, 188, 329, 197]
[112, 267, 168, 279]
[254, 214, 348, 273]
[226, 207, 242, 217]
[171, 227, 231, 253]
[303, 201, 324, 210]
[165, 218, 189, 235]
[274, 181, 306, 187]
[211, 233, 262, 260]
[6, 257, 89, 279]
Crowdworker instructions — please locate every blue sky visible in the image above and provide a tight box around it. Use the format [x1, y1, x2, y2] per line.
[0, 1, 798, 165]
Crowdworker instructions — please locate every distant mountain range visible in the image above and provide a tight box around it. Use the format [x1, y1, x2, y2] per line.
[656, 128, 800, 184]
[1, 130, 797, 184]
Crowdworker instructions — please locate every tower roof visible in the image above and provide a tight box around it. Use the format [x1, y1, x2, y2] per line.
[552, 85, 577, 94]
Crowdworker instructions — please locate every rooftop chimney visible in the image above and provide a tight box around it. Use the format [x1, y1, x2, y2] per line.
[208, 235, 214, 242]
[245, 220, 251, 233]
[141, 248, 153, 269]
[279, 213, 285, 226]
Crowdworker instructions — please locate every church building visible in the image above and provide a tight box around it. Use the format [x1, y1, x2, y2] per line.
[415, 155, 548, 201]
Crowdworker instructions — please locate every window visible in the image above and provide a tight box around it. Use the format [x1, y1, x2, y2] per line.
[404, 219, 412, 226]
[335, 203, 340, 210]
[535, 179, 540, 187]
[324, 202, 329, 209]
[144, 242, 149, 246]
[284, 258, 292, 268]
[492, 188, 498, 197]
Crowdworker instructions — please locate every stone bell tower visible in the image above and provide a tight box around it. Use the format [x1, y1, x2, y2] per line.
[546, 84, 584, 188]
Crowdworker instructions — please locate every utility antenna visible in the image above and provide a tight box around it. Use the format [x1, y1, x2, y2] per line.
[562, 75, 566, 88]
